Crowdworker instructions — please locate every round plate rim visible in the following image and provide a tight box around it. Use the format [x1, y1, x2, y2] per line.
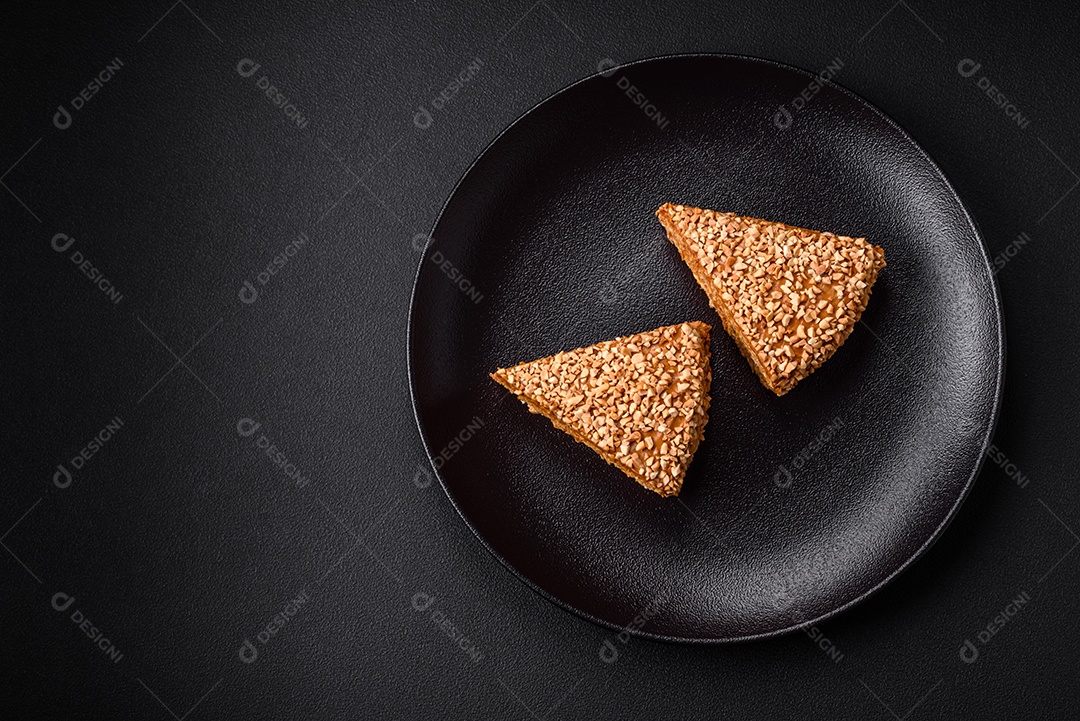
[406, 52, 1006, 644]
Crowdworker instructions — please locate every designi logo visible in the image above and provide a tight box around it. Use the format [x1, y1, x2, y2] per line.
[53, 58, 124, 130]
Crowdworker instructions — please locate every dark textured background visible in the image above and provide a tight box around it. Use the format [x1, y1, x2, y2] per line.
[3, 1, 1077, 718]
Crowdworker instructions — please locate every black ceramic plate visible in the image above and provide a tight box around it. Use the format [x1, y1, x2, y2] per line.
[408, 55, 1003, 643]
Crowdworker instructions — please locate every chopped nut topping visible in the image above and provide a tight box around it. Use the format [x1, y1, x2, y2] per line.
[656, 204, 885, 395]
[490, 322, 712, 497]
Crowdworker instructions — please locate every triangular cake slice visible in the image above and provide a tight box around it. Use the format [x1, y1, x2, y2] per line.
[657, 204, 885, 395]
[491, 322, 712, 497]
